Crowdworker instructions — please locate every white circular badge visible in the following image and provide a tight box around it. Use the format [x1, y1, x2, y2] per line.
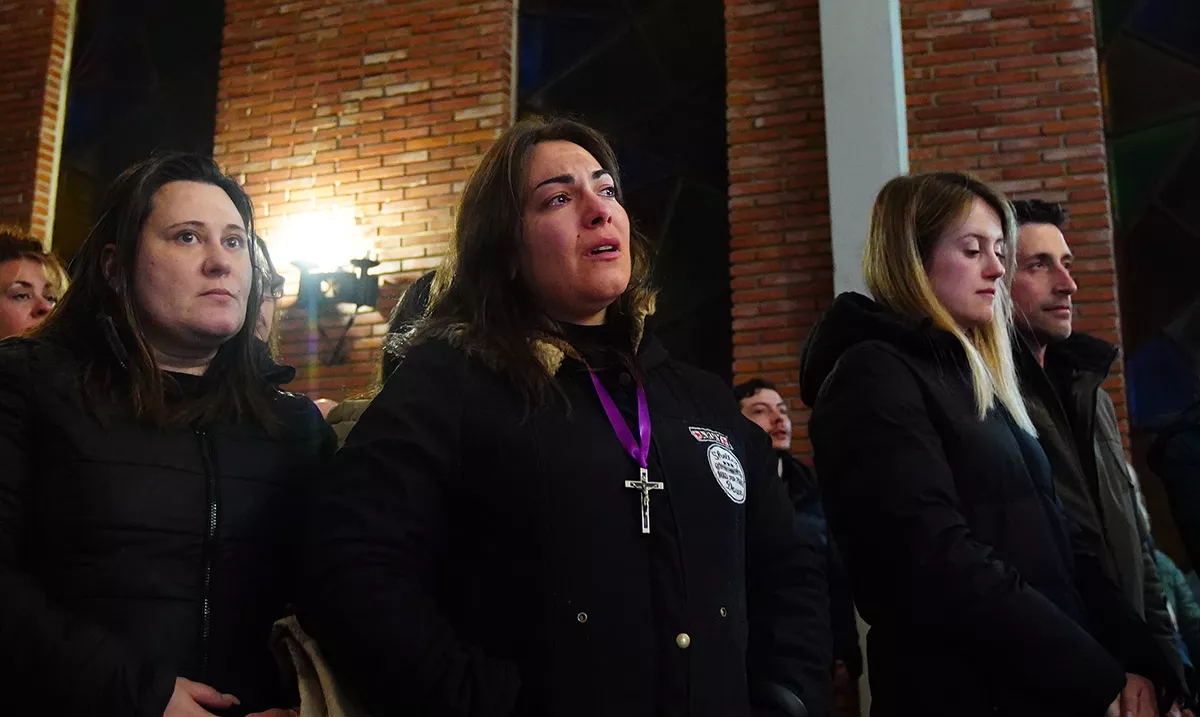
[708, 444, 746, 504]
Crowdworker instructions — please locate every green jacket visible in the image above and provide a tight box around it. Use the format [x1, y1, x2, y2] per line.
[1019, 333, 1187, 697]
[1154, 549, 1200, 664]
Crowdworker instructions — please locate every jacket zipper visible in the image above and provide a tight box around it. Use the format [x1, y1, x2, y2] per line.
[195, 427, 219, 670]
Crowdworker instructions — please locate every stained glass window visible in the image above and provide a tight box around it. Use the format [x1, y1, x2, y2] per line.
[1101, 0, 1200, 429]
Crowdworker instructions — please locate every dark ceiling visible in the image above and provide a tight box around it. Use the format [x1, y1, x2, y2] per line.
[519, 0, 732, 380]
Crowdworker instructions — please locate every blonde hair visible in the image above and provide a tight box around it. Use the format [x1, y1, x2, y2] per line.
[863, 172, 1035, 435]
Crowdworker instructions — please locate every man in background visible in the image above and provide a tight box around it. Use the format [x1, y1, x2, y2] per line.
[737, 378, 862, 715]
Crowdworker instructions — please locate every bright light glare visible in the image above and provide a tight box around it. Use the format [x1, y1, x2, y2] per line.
[264, 208, 373, 273]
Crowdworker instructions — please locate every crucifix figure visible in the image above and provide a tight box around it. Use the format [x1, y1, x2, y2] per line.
[625, 466, 665, 534]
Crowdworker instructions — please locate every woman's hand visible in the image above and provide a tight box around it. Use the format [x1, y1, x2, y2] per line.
[164, 677, 240, 717]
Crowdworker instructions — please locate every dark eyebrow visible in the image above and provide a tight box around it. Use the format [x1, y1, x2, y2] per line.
[746, 399, 787, 409]
[163, 220, 246, 234]
[532, 169, 613, 192]
[1028, 251, 1073, 263]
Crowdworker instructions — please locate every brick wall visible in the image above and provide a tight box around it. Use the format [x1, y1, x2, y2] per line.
[214, 0, 515, 400]
[902, 0, 1128, 429]
[0, 0, 74, 240]
[725, 0, 832, 457]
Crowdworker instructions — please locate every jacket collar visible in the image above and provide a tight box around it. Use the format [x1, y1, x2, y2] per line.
[1044, 332, 1119, 381]
[800, 292, 965, 406]
[252, 338, 296, 385]
[532, 311, 664, 376]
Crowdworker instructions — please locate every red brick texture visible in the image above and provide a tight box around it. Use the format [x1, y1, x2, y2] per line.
[0, 0, 74, 240]
[902, 0, 1128, 430]
[724, 0, 832, 456]
[214, 0, 515, 400]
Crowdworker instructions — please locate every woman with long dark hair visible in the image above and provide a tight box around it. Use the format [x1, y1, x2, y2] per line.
[0, 153, 333, 717]
[303, 118, 831, 717]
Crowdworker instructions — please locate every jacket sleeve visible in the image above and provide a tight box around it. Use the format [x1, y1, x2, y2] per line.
[809, 345, 1125, 714]
[1093, 389, 1188, 701]
[1070, 518, 1185, 708]
[827, 538, 863, 678]
[300, 342, 520, 717]
[0, 341, 175, 717]
[1137, 504, 1190, 700]
[1141, 544, 1185, 674]
[744, 424, 832, 717]
[792, 459, 862, 679]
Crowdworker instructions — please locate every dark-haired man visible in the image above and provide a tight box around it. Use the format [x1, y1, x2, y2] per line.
[1010, 199, 1190, 716]
[736, 379, 862, 713]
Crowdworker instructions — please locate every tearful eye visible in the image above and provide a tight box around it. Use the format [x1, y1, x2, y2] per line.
[547, 194, 568, 207]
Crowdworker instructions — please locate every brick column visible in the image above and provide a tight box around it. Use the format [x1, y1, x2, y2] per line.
[725, 0, 831, 456]
[901, 0, 1127, 429]
[0, 0, 75, 239]
[214, 0, 516, 400]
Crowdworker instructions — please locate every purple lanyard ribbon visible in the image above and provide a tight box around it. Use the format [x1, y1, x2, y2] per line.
[588, 367, 661, 535]
[588, 369, 651, 468]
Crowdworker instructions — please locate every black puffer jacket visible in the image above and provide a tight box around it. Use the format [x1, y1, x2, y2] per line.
[799, 293, 1136, 717]
[0, 337, 335, 717]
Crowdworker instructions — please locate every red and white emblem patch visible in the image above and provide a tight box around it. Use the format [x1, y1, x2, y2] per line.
[688, 426, 731, 448]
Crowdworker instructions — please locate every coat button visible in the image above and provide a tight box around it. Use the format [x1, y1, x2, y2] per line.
[675, 632, 691, 649]
[719, 607, 727, 617]
[619, 372, 633, 387]
[577, 612, 588, 624]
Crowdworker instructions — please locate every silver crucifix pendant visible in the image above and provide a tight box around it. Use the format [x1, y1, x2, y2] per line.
[625, 466, 665, 534]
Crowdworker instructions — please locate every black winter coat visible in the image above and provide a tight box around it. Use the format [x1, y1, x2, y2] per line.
[0, 337, 335, 717]
[799, 293, 1130, 717]
[779, 454, 861, 677]
[303, 326, 832, 717]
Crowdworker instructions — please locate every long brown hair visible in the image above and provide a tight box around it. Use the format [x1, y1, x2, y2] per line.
[414, 117, 656, 405]
[35, 153, 277, 427]
[863, 171, 1034, 434]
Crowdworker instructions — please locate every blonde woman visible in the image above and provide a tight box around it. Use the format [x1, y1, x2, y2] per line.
[800, 173, 1161, 716]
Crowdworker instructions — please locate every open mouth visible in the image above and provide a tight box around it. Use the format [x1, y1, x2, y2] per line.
[589, 244, 618, 256]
